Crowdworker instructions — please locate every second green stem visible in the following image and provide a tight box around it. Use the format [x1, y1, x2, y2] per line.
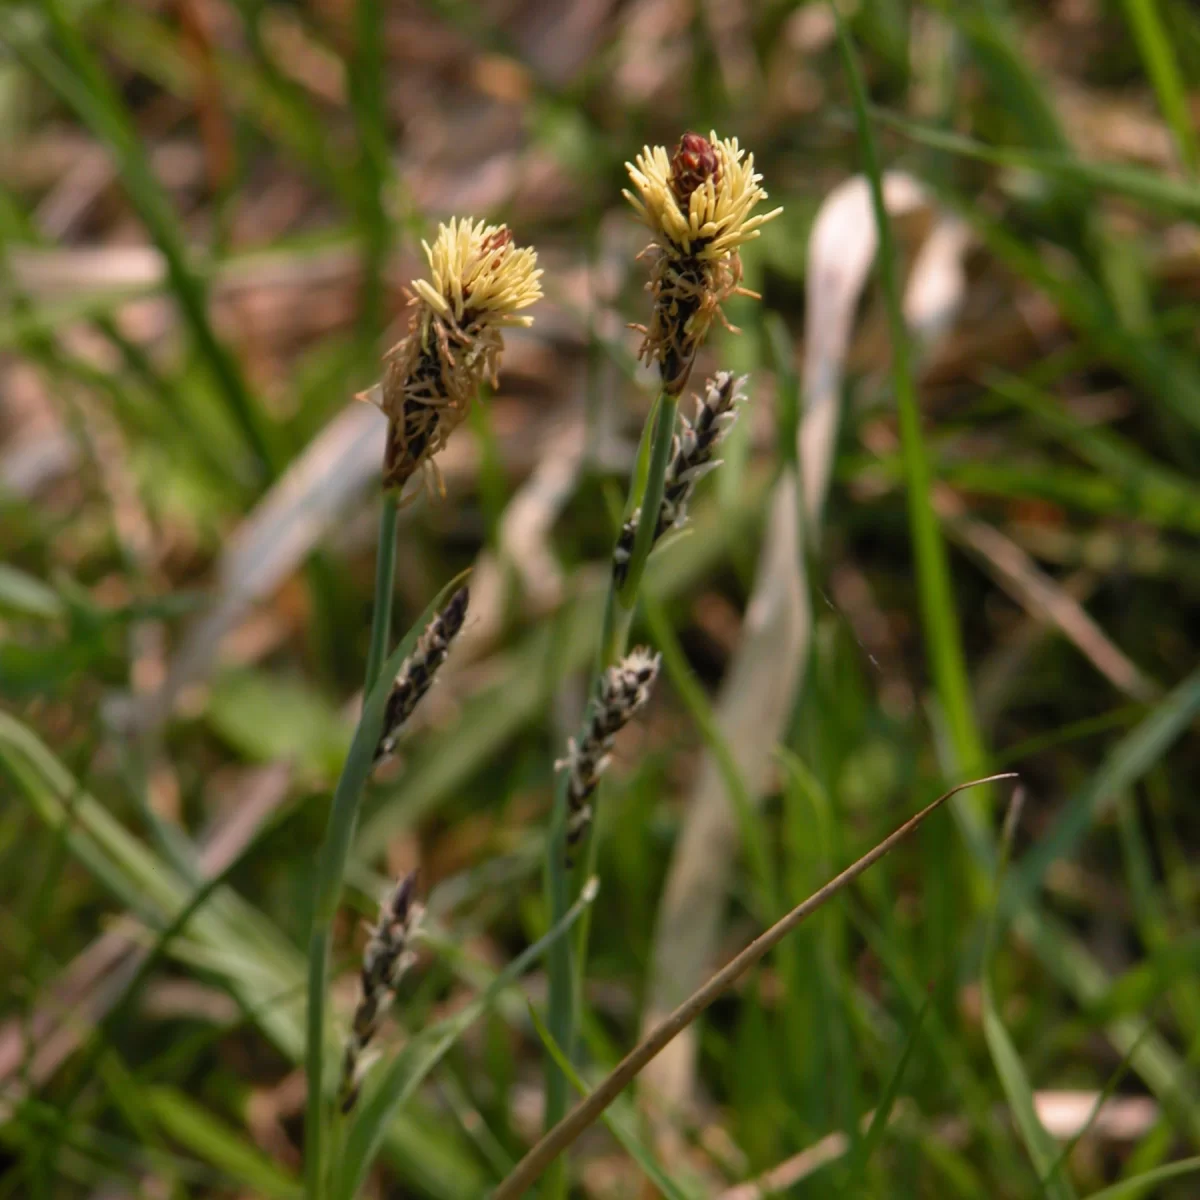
[542, 391, 678, 1197]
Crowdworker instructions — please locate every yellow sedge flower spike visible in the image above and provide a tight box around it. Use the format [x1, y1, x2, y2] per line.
[362, 218, 543, 494]
[623, 131, 781, 395]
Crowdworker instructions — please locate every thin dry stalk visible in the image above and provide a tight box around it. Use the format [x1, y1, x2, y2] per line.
[493, 773, 1017, 1200]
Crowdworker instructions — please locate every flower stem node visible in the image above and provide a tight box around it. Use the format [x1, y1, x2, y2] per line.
[359, 219, 542, 495]
[624, 131, 781, 395]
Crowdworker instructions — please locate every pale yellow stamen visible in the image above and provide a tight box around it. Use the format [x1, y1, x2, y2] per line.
[622, 132, 782, 260]
[410, 217, 543, 329]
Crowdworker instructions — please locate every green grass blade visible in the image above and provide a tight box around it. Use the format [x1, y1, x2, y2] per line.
[842, 989, 934, 1193]
[146, 1087, 302, 1199]
[363, 495, 399, 691]
[1084, 1157, 1200, 1200]
[0, 565, 63, 620]
[0, 2, 276, 480]
[613, 392, 679, 616]
[830, 7, 986, 784]
[1004, 665, 1200, 917]
[1121, 0, 1199, 174]
[526, 1002, 696, 1200]
[874, 108, 1200, 221]
[956, 204, 1200, 435]
[331, 879, 599, 1200]
[983, 796, 1078, 1200]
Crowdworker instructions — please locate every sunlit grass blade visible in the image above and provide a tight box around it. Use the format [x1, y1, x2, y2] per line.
[1120, 0, 1199, 174]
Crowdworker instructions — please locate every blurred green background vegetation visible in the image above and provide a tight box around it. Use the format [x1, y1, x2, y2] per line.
[4, 0, 1200, 1196]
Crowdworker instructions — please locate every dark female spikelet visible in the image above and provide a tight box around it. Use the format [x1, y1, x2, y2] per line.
[338, 871, 423, 1112]
[558, 648, 661, 851]
[374, 587, 469, 763]
[612, 371, 746, 586]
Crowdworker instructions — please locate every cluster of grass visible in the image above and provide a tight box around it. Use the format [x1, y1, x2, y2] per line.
[4, 0, 1200, 1196]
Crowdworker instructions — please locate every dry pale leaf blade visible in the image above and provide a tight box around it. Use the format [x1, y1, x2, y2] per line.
[135, 401, 386, 733]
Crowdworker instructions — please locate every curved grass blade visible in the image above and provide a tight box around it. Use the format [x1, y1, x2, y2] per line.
[331, 879, 600, 1200]
[526, 1001, 696, 1200]
[0, 2, 276, 480]
[875, 108, 1200, 221]
[983, 792, 1077, 1200]
[1084, 1157, 1200, 1200]
[842, 988, 934, 1193]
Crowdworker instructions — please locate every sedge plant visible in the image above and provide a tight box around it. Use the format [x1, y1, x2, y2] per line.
[304, 219, 541, 1200]
[540, 129, 782, 1195]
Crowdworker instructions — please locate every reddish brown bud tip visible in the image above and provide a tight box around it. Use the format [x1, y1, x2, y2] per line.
[480, 226, 513, 256]
[670, 132, 720, 203]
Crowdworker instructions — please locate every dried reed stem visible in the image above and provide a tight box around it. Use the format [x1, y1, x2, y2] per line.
[500, 773, 1018, 1200]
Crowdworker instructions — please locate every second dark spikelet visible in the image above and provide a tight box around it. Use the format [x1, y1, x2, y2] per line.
[558, 649, 661, 852]
[374, 587, 469, 763]
[612, 372, 746, 586]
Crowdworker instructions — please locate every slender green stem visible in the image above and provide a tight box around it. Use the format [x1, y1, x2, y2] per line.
[616, 395, 680, 614]
[305, 929, 332, 1200]
[830, 9, 986, 784]
[1121, 0, 1199, 176]
[364, 495, 398, 693]
[541, 389, 679, 1198]
[541, 771, 574, 1200]
[305, 500, 399, 1200]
